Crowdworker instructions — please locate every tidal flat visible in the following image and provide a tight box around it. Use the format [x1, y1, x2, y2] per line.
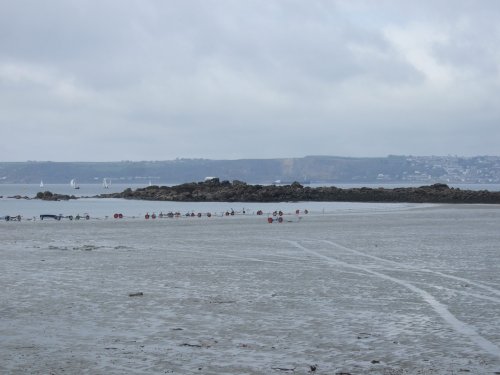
[1, 204, 499, 374]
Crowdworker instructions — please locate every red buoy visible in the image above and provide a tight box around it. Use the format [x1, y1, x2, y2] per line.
[267, 217, 273, 223]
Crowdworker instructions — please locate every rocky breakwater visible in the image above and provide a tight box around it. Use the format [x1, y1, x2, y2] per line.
[98, 179, 500, 204]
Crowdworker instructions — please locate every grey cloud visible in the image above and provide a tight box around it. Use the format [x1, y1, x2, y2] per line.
[1, 0, 499, 161]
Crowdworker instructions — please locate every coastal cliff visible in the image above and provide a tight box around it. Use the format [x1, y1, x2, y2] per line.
[96, 179, 500, 204]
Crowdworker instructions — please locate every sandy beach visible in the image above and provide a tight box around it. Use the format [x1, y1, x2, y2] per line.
[1, 204, 500, 374]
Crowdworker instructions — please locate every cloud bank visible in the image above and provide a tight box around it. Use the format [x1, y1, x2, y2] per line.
[1, 0, 499, 161]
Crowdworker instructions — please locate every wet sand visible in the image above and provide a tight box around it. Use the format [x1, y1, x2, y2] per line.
[1, 205, 500, 374]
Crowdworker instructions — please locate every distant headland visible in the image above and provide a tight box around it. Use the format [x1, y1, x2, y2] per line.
[3, 155, 500, 185]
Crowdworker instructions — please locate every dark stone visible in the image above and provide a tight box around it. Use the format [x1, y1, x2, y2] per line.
[35, 191, 76, 201]
[232, 180, 247, 186]
[94, 180, 500, 204]
[128, 292, 144, 297]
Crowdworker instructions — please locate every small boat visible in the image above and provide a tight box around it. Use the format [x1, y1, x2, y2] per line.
[40, 180, 44, 188]
[103, 178, 110, 189]
[40, 214, 62, 221]
[4, 215, 22, 221]
[70, 179, 80, 189]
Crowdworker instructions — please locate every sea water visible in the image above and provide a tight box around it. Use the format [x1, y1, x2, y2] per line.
[1, 191, 500, 374]
[1, 183, 430, 219]
[1, 182, 499, 219]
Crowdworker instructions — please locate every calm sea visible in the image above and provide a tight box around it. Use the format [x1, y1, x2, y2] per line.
[1, 182, 498, 219]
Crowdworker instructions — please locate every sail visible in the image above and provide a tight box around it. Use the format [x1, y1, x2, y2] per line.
[40, 180, 44, 188]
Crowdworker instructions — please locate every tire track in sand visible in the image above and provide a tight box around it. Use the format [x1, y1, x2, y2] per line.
[322, 239, 500, 298]
[286, 240, 500, 359]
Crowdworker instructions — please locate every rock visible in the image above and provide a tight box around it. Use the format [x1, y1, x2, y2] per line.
[95, 180, 500, 204]
[128, 292, 144, 297]
[232, 180, 247, 186]
[35, 191, 77, 201]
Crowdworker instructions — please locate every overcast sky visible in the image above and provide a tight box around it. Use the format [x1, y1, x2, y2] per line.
[1, 0, 499, 161]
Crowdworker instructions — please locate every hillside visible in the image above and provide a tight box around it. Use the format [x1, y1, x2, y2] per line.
[1, 155, 499, 184]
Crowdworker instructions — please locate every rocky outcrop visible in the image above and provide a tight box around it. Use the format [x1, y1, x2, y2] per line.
[97, 179, 500, 204]
[36, 191, 77, 201]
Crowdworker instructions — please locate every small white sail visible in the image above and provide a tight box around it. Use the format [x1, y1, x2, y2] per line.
[70, 179, 79, 189]
[40, 180, 44, 188]
[103, 178, 110, 188]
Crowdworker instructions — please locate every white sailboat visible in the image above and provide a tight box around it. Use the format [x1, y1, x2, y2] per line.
[103, 178, 110, 189]
[70, 179, 80, 189]
[40, 180, 44, 188]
